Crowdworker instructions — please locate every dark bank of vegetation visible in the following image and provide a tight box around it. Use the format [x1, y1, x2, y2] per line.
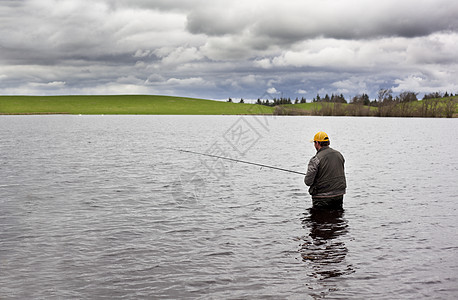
[228, 89, 457, 117]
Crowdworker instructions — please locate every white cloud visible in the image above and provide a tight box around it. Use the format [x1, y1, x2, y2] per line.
[393, 71, 458, 94]
[165, 77, 209, 87]
[82, 83, 152, 95]
[273, 46, 356, 68]
[133, 49, 152, 58]
[406, 32, 458, 65]
[158, 47, 203, 65]
[253, 58, 272, 69]
[266, 87, 279, 94]
[392, 75, 426, 92]
[30, 81, 67, 88]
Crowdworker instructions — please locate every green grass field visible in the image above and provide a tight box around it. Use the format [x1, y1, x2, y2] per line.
[0, 95, 274, 115]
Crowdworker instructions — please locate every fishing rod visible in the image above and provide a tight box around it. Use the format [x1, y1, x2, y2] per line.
[171, 148, 306, 176]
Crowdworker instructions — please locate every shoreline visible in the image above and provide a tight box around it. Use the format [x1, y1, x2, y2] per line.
[1, 113, 456, 118]
[1, 95, 456, 117]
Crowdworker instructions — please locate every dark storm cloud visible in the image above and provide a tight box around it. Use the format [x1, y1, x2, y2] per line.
[0, 0, 457, 98]
[186, 0, 458, 40]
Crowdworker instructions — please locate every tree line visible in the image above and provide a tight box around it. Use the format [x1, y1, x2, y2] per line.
[228, 90, 456, 106]
[227, 97, 307, 105]
[371, 89, 457, 117]
[227, 89, 457, 117]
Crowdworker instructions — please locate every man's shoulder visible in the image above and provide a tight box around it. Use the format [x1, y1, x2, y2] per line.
[321, 147, 344, 157]
[328, 146, 342, 153]
[329, 147, 345, 161]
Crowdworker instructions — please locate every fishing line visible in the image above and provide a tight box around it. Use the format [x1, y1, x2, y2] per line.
[170, 148, 306, 176]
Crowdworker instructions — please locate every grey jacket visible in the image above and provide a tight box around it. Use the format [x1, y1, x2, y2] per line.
[304, 146, 346, 198]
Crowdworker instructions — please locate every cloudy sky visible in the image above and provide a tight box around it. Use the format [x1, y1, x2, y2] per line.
[1, 0, 458, 101]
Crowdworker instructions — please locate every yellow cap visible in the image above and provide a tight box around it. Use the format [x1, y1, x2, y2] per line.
[310, 131, 329, 142]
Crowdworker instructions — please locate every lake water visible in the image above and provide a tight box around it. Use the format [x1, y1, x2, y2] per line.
[0, 115, 457, 299]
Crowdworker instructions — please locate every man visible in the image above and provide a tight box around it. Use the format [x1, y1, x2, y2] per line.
[304, 131, 346, 209]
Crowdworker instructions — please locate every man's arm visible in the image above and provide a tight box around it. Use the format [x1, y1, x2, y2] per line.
[304, 156, 319, 186]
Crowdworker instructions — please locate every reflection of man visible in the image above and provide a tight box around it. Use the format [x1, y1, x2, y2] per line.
[304, 132, 346, 210]
[300, 208, 353, 280]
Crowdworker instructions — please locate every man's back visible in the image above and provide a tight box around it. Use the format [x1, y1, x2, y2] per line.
[305, 146, 346, 198]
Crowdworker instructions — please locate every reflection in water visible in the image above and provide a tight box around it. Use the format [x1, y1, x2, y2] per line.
[300, 208, 354, 280]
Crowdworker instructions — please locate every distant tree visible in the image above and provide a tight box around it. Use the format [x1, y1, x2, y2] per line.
[316, 94, 321, 102]
[398, 91, 418, 102]
[256, 98, 262, 105]
[239, 98, 244, 103]
[352, 93, 370, 105]
[300, 97, 306, 103]
[227, 98, 233, 103]
[363, 94, 370, 105]
[377, 89, 396, 117]
[377, 88, 393, 102]
[444, 91, 449, 98]
[294, 97, 299, 104]
[331, 94, 347, 103]
[423, 92, 442, 100]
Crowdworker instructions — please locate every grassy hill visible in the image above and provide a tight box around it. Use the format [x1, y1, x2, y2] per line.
[0, 95, 274, 115]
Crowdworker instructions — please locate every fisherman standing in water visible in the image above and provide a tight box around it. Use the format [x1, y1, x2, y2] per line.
[305, 132, 347, 210]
